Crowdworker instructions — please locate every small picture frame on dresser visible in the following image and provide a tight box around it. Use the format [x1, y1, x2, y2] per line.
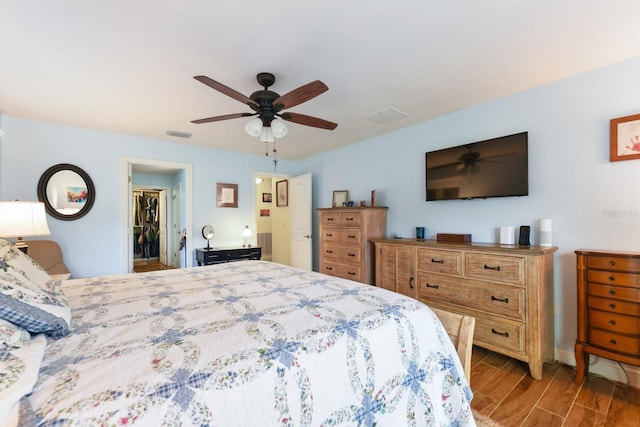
[332, 190, 348, 207]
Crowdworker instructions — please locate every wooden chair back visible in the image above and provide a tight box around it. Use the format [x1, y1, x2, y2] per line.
[431, 307, 476, 383]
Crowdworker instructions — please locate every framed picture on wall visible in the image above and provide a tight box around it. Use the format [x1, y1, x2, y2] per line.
[610, 113, 640, 162]
[276, 180, 288, 207]
[262, 192, 272, 203]
[216, 183, 238, 208]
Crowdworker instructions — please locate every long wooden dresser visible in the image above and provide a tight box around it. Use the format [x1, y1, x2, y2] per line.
[372, 238, 557, 380]
[575, 249, 640, 385]
[318, 207, 387, 284]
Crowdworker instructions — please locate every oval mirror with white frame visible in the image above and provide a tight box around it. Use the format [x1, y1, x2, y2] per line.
[37, 163, 96, 221]
[202, 225, 214, 250]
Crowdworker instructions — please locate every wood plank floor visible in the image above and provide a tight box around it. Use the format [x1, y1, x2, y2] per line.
[471, 346, 640, 426]
[133, 259, 175, 273]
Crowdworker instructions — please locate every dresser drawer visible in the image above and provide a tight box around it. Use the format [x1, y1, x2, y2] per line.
[465, 252, 525, 286]
[588, 256, 640, 273]
[321, 244, 361, 263]
[320, 261, 361, 282]
[587, 270, 639, 288]
[476, 316, 526, 354]
[589, 309, 640, 334]
[588, 296, 640, 316]
[588, 283, 640, 302]
[417, 273, 524, 320]
[417, 248, 462, 276]
[320, 211, 363, 227]
[321, 228, 362, 244]
[589, 328, 640, 355]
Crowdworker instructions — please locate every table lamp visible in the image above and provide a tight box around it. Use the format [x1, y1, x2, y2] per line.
[0, 201, 51, 254]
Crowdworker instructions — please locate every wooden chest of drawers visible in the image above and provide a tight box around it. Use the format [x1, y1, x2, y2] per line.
[373, 238, 557, 379]
[318, 207, 387, 284]
[575, 249, 640, 384]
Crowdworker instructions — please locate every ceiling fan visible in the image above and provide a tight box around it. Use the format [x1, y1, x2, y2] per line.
[191, 73, 338, 138]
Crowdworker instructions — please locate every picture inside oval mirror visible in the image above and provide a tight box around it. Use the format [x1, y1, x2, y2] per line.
[37, 163, 95, 221]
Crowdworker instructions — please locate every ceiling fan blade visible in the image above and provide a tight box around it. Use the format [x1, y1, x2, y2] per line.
[273, 80, 328, 110]
[194, 76, 258, 107]
[280, 112, 337, 130]
[191, 112, 255, 124]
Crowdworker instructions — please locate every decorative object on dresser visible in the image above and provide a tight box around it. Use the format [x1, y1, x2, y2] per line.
[201, 225, 214, 249]
[574, 249, 640, 385]
[372, 238, 557, 380]
[195, 246, 261, 265]
[332, 190, 348, 208]
[436, 233, 471, 243]
[318, 206, 387, 284]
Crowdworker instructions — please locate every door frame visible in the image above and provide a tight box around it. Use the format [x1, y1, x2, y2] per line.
[122, 157, 193, 272]
[132, 185, 169, 265]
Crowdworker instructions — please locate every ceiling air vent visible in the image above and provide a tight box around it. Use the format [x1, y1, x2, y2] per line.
[366, 107, 407, 124]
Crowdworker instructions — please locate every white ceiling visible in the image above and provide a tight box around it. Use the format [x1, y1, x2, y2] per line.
[2, 1, 639, 160]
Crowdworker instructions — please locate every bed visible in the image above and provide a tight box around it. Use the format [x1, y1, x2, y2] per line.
[0, 239, 474, 426]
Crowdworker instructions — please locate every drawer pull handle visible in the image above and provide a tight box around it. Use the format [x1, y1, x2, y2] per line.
[491, 296, 509, 304]
[609, 260, 616, 266]
[326, 266, 333, 271]
[348, 253, 356, 257]
[409, 277, 415, 289]
[609, 303, 616, 309]
[347, 235, 357, 239]
[609, 290, 616, 296]
[326, 250, 333, 254]
[610, 339, 617, 345]
[609, 276, 615, 281]
[326, 233, 333, 237]
[484, 264, 501, 271]
[348, 271, 356, 276]
[431, 258, 444, 264]
[327, 218, 335, 221]
[345, 217, 354, 221]
[609, 320, 617, 326]
[425, 283, 439, 289]
[491, 328, 509, 337]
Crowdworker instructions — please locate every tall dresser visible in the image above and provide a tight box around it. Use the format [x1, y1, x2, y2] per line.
[372, 238, 557, 380]
[317, 207, 387, 284]
[575, 249, 640, 384]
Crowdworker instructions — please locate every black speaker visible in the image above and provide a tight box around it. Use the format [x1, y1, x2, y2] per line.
[518, 225, 531, 246]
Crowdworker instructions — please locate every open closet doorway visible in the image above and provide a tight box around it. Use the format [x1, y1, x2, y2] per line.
[132, 187, 169, 272]
[122, 157, 193, 274]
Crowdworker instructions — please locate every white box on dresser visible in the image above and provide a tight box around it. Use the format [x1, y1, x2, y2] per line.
[372, 238, 557, 380]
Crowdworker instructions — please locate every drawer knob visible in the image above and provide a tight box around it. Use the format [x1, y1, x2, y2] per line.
[609, 303, 617, 309]
[610, 339, 617, 345]
[484, 264, 501, 271]
[609, 260, 616, 266]
[491, 296, 509, 304]
[491, 328, 509, 337]
[609, 276, 615, 281]
[431, 258, 444, 264]
[425, 283, 439, 289]
[609, 290, 616, 296]
[609, 320, 617, 326]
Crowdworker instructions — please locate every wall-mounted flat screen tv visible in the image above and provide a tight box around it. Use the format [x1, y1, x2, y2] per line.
[425, 131, 528, 201]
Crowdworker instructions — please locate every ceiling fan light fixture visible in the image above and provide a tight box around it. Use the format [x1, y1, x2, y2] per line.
[245, 117, 263, 137]
[270, 119, 288, 138]
[260, 126, 274, 143]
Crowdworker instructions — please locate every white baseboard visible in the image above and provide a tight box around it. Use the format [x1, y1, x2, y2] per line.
[556, 348, 640, 388]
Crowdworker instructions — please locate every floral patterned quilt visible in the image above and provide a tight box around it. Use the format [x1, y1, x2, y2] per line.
[25, 261, 474, 426]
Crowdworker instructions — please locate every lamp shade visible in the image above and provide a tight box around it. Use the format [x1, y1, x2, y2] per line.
[259, 126, 274, 143]
[270, 119, 288, 138]
[0, 201, 51, 238]
[245, 117, 263, 137]
[242, 225, 252, 238]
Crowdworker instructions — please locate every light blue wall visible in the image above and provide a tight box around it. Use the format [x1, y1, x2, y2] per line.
[300, 56, 640, 369]
[2, 57, 639, 373]
[0, 118, 295, 277]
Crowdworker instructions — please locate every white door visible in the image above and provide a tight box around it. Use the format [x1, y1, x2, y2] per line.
[290, 173, 312, 270]
[172, 184, 182, 268]
[126, 164, 134, 273]
[159, 189, 168, 265]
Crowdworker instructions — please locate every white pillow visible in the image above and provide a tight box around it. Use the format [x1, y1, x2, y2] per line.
[0, 334, 47, 427]
[0, 239, 71, 338]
